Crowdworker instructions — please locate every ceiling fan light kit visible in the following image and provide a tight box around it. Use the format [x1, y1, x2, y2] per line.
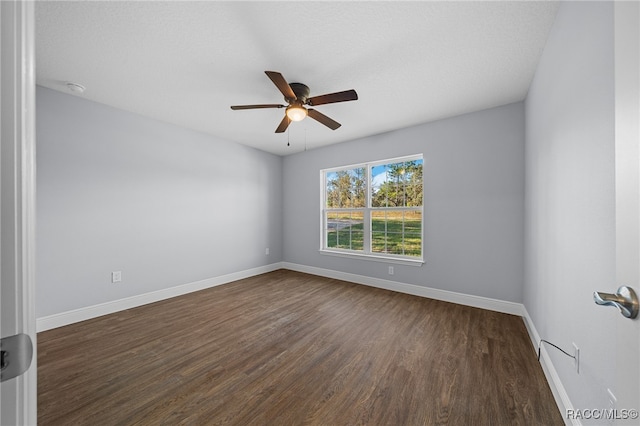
[286, 105, 307, 122]
[231, 71, 358, 133]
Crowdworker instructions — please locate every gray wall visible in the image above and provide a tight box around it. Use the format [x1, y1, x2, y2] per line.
[36, 86, 283, 317]
[524, 1, 615, 419]
[283, 102, 525, 302]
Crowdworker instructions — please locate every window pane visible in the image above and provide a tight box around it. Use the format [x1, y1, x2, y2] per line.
[404, 211, 422, 256]
[326, 167, 366, 208]
[371, 210, 422, 257]
[371, 159, 423, 207]
[326, 211, 364, 251]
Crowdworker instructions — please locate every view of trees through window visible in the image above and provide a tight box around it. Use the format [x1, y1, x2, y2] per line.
[323, 157, 423, 259]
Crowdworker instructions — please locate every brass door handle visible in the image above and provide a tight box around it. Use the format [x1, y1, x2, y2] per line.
[593, 286, 639, 319]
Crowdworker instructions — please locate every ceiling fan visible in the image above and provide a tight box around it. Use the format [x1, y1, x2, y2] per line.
[230, 71, 358, 133]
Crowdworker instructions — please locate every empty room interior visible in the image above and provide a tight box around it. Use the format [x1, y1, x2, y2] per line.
[13, 0, 638, 425]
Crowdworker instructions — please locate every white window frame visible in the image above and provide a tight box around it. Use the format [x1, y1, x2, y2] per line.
[320, 154, 424, 266]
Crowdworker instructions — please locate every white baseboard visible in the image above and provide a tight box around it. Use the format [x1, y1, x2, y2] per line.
[37, 261, 522, 331]
[281, 262, 525, 316]
[522, 307, 577, 426]
[36, 262, 284, 332]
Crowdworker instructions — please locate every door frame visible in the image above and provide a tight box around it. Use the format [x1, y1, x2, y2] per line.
[614, 1, 640, 423]
[0, 0, 37, 424]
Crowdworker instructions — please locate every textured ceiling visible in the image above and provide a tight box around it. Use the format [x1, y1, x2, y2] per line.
[36, 1, 559, 156]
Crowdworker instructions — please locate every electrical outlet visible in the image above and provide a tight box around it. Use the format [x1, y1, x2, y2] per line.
[111, 271, 122, 283]
[265, 247, 270, 256]
[572, 342, 580, 373]
[388, 266, 394, 275]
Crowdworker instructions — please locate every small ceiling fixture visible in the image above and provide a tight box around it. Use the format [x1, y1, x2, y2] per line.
[65, 82, 86, 93]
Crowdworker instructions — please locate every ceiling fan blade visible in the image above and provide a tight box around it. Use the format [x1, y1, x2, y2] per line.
[265, 71, 296, 100]
[230, 104, 285, 110]
[275, 115, 291, 133]
[307, 89, 358, 106]
[307, 108, 341, 130]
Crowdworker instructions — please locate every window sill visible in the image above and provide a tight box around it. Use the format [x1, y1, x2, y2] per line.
[319, 249, 424, 266]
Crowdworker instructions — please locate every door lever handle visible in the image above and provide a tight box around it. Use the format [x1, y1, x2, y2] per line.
[593, 286, 638, 319]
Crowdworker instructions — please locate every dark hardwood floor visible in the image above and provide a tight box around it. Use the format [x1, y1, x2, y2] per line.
[38, 270, 563, 425]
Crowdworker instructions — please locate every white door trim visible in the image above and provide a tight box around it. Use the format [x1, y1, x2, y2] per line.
[614, 1, 640, 422]
[0, 0, 37, 424]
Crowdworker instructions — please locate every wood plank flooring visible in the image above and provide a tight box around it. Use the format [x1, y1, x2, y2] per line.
[38, 270, 563, 425]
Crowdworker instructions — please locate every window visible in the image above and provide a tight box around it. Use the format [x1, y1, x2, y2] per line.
[321, 155, 423, 264]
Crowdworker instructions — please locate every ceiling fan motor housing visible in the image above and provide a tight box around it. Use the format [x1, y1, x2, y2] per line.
[288, 83, 310, 103]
